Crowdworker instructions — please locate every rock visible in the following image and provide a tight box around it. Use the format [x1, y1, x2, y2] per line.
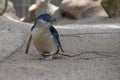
[50, 0, 62, 6]
[53, 8, 63, 20]
[101, 0, 120, 18]
[60, 0, 104, 19]
[0, 16, 30, 62]
[22, 0, 58, 22]
[0, 0, 15, 16]
[35, 0, 58, 17]
[0, 17, 120, 80]
[4, 0, 15, 13]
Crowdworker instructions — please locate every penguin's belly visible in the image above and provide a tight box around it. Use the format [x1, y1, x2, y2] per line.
[32, 30, 58, 54]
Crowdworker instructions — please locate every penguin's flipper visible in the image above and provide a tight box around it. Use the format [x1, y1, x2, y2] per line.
[25, 34, 32, 54]
[49, 26, 64, 53]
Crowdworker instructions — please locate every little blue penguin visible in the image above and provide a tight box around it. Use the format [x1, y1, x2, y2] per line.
[26, 14, 64, 60]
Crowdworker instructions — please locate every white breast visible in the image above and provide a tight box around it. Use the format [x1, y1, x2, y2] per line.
[32, 27, 58, 54]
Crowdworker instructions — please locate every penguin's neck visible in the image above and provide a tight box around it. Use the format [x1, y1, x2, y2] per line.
[35, 24, 50, 33]
[32, 25, 51, 39]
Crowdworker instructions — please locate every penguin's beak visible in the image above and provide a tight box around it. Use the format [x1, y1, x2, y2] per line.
[50, 17, 56, 23]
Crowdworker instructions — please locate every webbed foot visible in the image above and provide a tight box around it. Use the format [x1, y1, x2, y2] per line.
[39, 54, 54, 61]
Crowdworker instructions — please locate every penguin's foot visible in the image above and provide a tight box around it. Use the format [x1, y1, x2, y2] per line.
[39, 54, 54, 61]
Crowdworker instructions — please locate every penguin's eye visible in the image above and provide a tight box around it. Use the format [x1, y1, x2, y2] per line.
[43, 18, 46, 21]
[38, 19, 46, 24]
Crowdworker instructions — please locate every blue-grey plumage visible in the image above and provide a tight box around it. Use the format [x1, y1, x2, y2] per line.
[49, 26, 64, 53]
[31, 14, 64, 60]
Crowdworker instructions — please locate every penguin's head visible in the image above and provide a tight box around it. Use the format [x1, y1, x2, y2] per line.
[35, 14, 56, 26]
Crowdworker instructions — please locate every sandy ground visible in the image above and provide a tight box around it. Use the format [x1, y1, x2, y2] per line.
[0, 14, 120, 80]
[0, 37, 120, 80]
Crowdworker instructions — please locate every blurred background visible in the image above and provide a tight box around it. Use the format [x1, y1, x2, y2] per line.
[0, 0, 119, 23]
